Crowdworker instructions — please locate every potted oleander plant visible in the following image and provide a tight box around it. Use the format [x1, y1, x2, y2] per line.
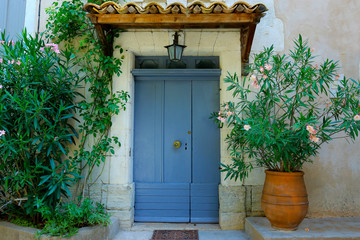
[213, 35, 360, 230]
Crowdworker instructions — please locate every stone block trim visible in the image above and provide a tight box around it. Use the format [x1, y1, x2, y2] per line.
[219, 184, 264, 230]
[219, 185, 246, 229]
[85, 183, 135, 230]
[245, 185, 265, 217]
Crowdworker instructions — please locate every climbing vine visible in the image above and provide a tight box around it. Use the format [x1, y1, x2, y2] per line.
[45, 0, 129, 197]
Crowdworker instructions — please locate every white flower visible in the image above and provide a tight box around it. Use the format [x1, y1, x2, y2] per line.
[244, 125, 251, 131]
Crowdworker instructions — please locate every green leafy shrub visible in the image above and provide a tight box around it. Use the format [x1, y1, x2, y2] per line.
[214, 35, 360, 181]
[35, 198, 110, 238]
[0, 31, 82, 223]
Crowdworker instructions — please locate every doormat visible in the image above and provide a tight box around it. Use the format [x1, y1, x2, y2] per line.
[151, 230, 199, 240]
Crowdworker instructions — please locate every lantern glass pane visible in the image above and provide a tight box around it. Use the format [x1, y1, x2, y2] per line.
[175, 46, 183, 61]
[167, 45, 175, 60]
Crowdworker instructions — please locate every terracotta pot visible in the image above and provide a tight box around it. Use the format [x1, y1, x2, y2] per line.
[261, 170, 308, 230]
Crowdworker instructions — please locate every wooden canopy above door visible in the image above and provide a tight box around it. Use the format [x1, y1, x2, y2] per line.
[83, 1, 267, 75]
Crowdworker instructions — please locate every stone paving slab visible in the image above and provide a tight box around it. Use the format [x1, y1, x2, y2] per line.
[245, 217, 360, 240]
[113, 230, 251, 240]
[114, 223, 251, 240]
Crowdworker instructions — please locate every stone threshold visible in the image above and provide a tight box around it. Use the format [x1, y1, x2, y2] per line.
[245, 217, 360, 240]
[131, 222, 221, 231]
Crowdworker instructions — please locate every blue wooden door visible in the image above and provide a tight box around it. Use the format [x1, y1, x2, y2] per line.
[134, 70, 220, 223]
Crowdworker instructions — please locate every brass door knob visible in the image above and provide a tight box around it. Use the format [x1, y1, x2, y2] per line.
[173, 140, 181, 148]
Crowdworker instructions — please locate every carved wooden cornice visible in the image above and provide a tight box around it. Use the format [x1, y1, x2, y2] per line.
[83, 1, 267, 75]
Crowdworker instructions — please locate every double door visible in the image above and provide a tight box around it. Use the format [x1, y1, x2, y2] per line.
[134, 74, 220, 223]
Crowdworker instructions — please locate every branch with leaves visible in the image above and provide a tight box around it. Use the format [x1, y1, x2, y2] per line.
[212, 35, 360, 181]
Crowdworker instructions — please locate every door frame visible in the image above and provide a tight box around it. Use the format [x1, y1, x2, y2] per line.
[132, 64, 221, 223]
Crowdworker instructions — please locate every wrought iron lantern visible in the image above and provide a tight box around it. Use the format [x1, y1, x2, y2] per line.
[165, 32, 186, 62]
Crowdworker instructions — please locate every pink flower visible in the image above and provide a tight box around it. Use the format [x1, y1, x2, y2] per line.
[264, 64, 272, 71]
[226, 111, 232, 116]
[250, 74, 257, 81]
[310, 135, 320, 143]
[220, 118, 226, 123]
[7, 41, 14, 46]
[225, 105, 229, 110]
[306, 125, 317, 135]
[259, 66, 264, 73]
[0, 41, 4, 45]
[43, 43, 60, 54]
[16, 60, 21, 65]
[0, 130, 6, 136]
[0, 85, 3, 89]
[243, 125, 251, 131]
[335, 74, 340, 80]
[354, 115, 360, 121]
[0, 58, 2, 63]
[54, 137, 58, 141]
[218, 110, 222, 115]
[252, 80, 260, 89]
[262, 74, 268, 79]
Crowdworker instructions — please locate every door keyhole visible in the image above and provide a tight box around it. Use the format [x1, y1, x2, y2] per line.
[185, 143, 188, 150]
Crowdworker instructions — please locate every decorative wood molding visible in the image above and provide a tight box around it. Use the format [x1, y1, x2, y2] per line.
[83, 1, 267, 75]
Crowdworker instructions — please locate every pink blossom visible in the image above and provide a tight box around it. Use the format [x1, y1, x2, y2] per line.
[244, 125, 251, 131]
[16, 60, 21, 65]
[226, 111, 232, 116]
[43, 43, 60, 54]
[354, 115, 360, 121]
[0, 41, 4, 45]
[262, 74, 268, 79]
[335, 74, 340, 80]
[0, 85, 2, 89]
[0, 58, 2, 63]
[309, 135, 320, 143]
[264, 64, 272, 71]
[8, 59, 15, 64]
[224, 105, 229, 110]
[54, 137, 58, 141]
[0, 130, 6, 136]
[218, 110, 222, 115]
[259, 66, 264, 73]
[250, 74, 257, 81]
[252, 80, 260, 89]
[220, 118, 226, 123]
[306, 125, 317, 135]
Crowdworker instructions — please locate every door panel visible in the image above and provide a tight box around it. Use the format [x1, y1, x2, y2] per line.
[191, 80, 220, 223]
[134, 81, 164, 183]
[135, 183, 190, 222]
[163, 81, 192, 183]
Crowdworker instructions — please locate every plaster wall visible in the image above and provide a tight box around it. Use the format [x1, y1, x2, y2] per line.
[273, 0, 360, 217]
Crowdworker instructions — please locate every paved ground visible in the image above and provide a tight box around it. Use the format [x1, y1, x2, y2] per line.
[113, 230, 251, 240]
[245, 217, 360, 240]
[113, 223, 251, 240]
